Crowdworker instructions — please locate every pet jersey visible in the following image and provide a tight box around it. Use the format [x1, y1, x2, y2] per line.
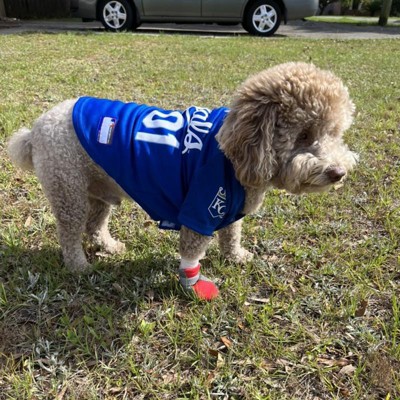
[72, 97, 245, 236]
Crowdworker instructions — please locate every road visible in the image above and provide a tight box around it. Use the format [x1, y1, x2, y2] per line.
[0, 18, 399, 39]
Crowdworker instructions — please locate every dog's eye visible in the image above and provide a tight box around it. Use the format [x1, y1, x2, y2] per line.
[298, 132, 309, 142]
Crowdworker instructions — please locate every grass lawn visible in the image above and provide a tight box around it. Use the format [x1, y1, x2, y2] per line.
[308, 15, 400, 26]
[0, 32, 399, 399]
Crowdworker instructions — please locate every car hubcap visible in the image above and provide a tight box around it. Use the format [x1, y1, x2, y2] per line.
[104, 1, 127, 29]
[252, 5, 277, 33]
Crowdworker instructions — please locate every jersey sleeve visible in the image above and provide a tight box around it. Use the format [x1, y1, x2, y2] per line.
[177, 155, 244, 236]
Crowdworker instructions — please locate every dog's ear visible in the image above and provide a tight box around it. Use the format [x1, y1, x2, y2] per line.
[217, 101, 278, 188]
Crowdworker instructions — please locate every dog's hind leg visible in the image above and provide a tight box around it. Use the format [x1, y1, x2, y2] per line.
[86, 198, 126, 254]
[26, 99, 92, 271]
[35, 167, 90, 272]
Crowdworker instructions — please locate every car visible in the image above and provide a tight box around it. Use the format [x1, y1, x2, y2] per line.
[71, 0, 318, 36]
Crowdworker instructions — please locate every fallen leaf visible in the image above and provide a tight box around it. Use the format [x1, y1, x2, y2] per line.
[162, 372, 178, 384]
[208, 349, 225, 369]
[208, 349, 219, 357]
[355, 299, 368, 317]
[317, 357, 350, 367]
[339, 387, 351, 397]
[175, 312, 184, 319]
[216, 352, 225, 369]
[259, 360, 276, 371]
[24, 215, 32, 227]
[112, 283, 123, 293]
[339, 364, 356, 375]
[276, 358, 291, 366]
[220, 336, 232, 348]
[248, 296, 270, 304]
[206, 371, 216, 383]
[109, 387, 123, 394]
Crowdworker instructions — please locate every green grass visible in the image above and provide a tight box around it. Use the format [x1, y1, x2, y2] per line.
[308, 15, 400, 26]
[0, 32, 399, 399]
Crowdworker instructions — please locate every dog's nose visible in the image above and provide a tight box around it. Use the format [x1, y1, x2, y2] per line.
[326, 167, 346, 183]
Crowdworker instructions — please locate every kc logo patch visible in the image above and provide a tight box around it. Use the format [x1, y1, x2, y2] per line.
[208, 187, 227, 219]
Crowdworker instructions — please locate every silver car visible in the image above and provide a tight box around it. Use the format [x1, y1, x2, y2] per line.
[71, 0, 318, 36]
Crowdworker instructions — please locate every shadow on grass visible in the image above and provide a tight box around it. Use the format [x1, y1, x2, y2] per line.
[0, 243, 184, 367]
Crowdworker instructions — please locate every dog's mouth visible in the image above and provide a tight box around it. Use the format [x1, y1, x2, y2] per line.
[273, 165, 348, 194]
[302, 166, 348, 191]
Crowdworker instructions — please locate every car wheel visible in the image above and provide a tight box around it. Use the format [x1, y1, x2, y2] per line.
[98, 0, 135, 31]
[243, 0, 282, 37]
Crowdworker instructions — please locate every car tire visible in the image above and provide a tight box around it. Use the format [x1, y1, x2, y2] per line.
[243, 0, 282, 37]
[98, 0, 136, 31]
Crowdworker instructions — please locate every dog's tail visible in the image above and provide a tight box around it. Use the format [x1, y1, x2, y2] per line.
[7, 128, 34, 171]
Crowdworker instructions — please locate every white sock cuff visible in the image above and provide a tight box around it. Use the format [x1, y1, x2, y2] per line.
[179, 258, 199, 270]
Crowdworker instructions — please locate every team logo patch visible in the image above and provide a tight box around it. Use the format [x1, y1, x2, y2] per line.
[98, 117, 117, 145]
[208, 187, 227, 219]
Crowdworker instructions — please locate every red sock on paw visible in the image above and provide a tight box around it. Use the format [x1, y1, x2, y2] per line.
[179, 264, 219, 301]
[192, 279, 219, 300]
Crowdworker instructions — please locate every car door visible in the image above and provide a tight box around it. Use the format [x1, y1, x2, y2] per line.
[141, 0, 201, 17]
[201, 0, 244, 17]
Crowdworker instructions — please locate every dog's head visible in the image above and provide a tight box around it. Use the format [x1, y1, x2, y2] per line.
[217, 62, 357, 194]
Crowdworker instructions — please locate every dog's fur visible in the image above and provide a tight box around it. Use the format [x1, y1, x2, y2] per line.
[8, 62, 357, 276]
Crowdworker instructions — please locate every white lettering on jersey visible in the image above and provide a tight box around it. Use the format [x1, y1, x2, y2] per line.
[135, 107, 219, 153]
[208, 187, 227, 219]
[136, 110, 183, 148]
[136, 131, 180, 148]
[182, 107, 212, 154]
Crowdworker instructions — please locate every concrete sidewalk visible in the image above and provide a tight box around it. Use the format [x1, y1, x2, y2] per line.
[0, 17, 399, 39]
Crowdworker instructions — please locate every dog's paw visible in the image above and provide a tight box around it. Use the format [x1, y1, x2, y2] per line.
[104, 239, 126, 255]
[226, 247, 254, 264]
[66, 259, 92, 273]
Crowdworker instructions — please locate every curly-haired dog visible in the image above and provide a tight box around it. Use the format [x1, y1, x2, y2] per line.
[8, 62, 357, 300]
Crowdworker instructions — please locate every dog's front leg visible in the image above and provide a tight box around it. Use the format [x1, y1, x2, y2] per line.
[218, 220, 253, 263]
[179, 226, 219, 300]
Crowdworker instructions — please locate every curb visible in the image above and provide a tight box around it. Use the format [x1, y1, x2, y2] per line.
[0, 17, 21, 29]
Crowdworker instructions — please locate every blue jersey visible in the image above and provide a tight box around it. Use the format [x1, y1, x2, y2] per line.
[72, 97, 245, 236]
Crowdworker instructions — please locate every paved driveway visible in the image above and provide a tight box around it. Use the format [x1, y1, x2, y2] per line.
[0, 18, 399, 39]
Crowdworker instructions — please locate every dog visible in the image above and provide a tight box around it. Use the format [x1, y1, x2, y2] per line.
[7, 62, 357, 300]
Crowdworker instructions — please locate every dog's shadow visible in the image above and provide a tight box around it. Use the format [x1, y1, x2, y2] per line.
[0, 244, 187, 367]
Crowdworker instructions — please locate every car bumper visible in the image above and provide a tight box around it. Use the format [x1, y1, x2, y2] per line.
[285, 0, 319, 20]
